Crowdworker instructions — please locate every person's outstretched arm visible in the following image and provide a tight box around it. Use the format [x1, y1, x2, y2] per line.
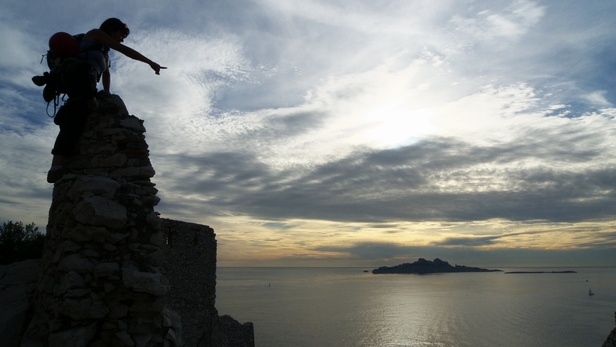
[85, 29, 167, 74]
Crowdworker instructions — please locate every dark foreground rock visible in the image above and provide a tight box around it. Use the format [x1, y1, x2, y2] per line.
[372, 258, 501, 274]
[0, 259, 40, 347]
[604, 312, 616, 347]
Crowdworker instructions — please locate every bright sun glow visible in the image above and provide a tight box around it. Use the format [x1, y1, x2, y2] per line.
[362, 99, 437, 148]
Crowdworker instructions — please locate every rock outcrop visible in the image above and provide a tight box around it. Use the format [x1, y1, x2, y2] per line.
[604, 312, 616, 347]
[0, 259, 40, 347]
[12, 95, 253, 347]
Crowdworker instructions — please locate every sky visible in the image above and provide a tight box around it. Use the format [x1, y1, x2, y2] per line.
[1, 0, 615, 267]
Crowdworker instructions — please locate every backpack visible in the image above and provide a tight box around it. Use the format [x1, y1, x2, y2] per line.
[32, 32, 92, 117]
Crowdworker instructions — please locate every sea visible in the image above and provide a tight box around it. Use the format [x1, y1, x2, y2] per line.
[215, 266, 616, 347]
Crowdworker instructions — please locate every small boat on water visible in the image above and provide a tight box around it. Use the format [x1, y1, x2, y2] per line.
[588, 288, 595, 296]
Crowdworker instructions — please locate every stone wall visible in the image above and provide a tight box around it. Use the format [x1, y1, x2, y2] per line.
[22, 95, 179, 347]
[161, 219, 254, 347]
[17, 94, 253, 347]
[161, 219, 216, 346]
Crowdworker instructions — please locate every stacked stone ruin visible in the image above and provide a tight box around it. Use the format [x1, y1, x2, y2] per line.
[16, 94, 254, 347]
[163, 220, 216, 346]
[22, 95, 180, 347]
[161, 219, 254, 347]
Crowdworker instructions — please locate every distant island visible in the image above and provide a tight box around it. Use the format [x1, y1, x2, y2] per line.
[504, 271, 577, 274]
[372, 258, 502, 274]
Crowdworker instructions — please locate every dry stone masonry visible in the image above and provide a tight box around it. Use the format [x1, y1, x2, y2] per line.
[162, 219, 254, 347]
[163, 220, 216, 346]
[22, 94, 178, 347]
[18, 95, 253, 347]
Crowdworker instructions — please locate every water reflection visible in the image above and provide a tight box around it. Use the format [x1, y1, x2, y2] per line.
[216, 267, 616, 347]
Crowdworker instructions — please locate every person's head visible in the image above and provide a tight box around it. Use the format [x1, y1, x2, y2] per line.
[100, 18, 130, 41]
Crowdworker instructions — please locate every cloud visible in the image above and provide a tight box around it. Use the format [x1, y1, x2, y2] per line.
[314, 238, 616, 267]
[582, 91, 612, 107]
[0, 21, 40, 86]
[157, 112, 616, 224]
[1, 0, 616, 266]
[450, 0, 545, 43]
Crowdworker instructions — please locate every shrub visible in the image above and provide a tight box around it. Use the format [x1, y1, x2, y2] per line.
[0, 221, 46, 264]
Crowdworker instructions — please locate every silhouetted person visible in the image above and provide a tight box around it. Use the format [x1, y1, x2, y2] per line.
[44, 18, 166, 183]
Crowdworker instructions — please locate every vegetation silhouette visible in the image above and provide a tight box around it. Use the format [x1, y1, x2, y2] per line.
[0, 221, 45, 264]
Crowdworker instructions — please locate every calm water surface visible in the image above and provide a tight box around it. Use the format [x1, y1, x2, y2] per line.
[215, 267, 616, 347]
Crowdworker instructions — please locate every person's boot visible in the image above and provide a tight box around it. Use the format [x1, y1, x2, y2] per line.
[46, 166, 65, 183]
[32, 72, 50, 86]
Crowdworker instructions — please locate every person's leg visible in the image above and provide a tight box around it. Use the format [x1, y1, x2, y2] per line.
[47, 154, 66, 183]
[47, 61, 99, 183]
[51, 155, 65, 166]
[50, 101, 88, 156]
[48, 103, 87, 183]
